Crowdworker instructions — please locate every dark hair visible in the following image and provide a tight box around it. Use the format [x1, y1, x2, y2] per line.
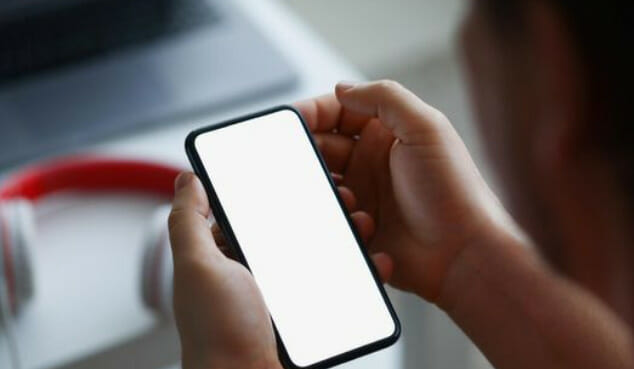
[485, 1, 634, 198]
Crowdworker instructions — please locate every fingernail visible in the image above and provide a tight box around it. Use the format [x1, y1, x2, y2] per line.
[336, 81, 357, 91]
[314, 135, 323, 148]
[175, 172, 193, 190]
[331, 173, 344, 184]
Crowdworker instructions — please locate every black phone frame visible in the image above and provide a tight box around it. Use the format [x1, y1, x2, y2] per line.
[184, 105, 401, 369]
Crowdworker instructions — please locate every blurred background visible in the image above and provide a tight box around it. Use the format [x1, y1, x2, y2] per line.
[0, 0, 494, 368]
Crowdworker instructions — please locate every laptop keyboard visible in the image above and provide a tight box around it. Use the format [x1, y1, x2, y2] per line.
[0, 0, 220, 83]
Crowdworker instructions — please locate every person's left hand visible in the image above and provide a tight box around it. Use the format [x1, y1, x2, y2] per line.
[168, 172, 392, 369]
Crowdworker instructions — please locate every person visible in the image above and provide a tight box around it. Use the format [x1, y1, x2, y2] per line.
[166, 1, 634, 368]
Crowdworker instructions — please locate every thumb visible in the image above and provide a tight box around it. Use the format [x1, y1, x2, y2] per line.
[335, 80, 450, 145]
[168, 172, 224, 265]
[371, 252, 394, 283]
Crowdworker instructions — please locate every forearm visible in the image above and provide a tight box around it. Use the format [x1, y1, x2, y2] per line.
[435, 232, 633, 369]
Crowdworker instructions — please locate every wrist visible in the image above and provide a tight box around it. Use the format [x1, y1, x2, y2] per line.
[434, 224, 536, 314]
[406, 212, 524, 303]
[182, 347, 283, 369]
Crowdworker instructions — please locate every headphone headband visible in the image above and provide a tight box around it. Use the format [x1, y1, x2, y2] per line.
[0, 157, 181, 201]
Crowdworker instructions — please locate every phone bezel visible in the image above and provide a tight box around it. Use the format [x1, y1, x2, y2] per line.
[184, 105, 401, 369]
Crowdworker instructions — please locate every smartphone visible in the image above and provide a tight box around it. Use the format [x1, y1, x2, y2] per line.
[185, 106, 400, 369]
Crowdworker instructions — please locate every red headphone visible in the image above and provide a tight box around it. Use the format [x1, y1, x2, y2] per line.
[0, 156, 181, 318]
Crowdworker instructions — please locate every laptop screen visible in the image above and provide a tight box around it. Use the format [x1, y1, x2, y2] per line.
[0, 0, 81, 20]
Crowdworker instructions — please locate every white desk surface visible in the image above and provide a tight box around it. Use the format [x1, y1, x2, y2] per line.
[1, 1, 404, 368]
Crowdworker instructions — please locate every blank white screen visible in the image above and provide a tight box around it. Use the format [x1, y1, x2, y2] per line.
[194, 109, 396, 367]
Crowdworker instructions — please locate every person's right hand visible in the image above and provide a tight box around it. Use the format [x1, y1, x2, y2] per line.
[292, 80, 522, 301]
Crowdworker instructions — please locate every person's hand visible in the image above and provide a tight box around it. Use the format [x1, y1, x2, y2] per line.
[168, 172, 394, 369]
[295, 80, 521, 301]
[168, 172, 279, 369]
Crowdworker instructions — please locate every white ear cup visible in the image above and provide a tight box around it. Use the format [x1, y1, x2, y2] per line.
[0, 200, 35, 316]
[140, 204, 173, 318]
[11, 201, 35, 316]
[2, 199, 177, 320]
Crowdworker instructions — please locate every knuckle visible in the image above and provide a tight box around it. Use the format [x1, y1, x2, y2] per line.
[432, 108, 450, 125]
[167, 209, 187, 234]
[428, 107, 452, 130]
[173, 257, 214, 279]
[376, 79, 403, 94]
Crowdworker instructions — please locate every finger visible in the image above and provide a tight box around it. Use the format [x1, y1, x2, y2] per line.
[338, 186, 357, 212]
[294, 94, 342, 133]
[211, 222, 226, 247]
[331, 173, 344, 185]
[218, 244, 237, 260]
[294, 93, 371, 136]
[168, 172, 223, 263]
[350, 211, 375, 244]
[371, 252, 394, 283]
[335, 80, 449, 144]
[210, 222, 240, 261]
[314, 133, 355, 173]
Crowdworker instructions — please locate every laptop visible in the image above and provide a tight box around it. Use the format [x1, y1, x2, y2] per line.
[0, 0, 296, 168]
